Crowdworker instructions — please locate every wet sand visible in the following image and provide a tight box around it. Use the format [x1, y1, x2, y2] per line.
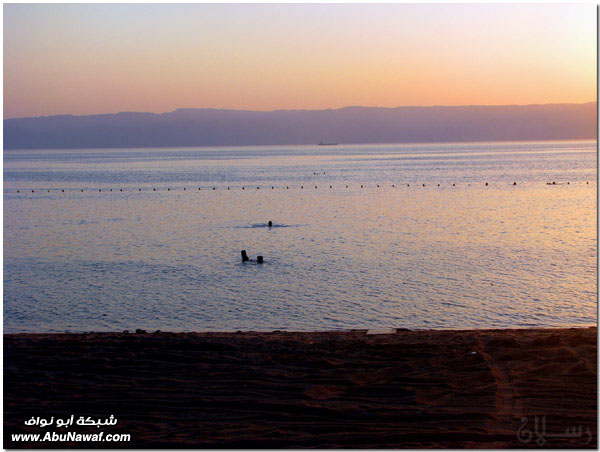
[4, 328, 597, 448]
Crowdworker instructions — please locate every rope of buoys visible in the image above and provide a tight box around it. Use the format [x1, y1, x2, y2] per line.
[15, 181, 596, 193]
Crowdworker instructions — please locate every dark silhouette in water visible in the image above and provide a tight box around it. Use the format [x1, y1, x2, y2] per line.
[268, 221, 273, 228]
[241, 250, 264, 263]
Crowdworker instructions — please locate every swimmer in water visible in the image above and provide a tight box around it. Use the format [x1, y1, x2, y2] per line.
[268, 221, 273, 227]
[241, 250, 249, 262]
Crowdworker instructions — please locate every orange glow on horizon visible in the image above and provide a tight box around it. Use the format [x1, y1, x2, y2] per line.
[3, 3, 596, 118]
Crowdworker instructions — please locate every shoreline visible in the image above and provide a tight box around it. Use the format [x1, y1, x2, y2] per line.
[4, 325, 598, 334]
[4, 327, 597, 448]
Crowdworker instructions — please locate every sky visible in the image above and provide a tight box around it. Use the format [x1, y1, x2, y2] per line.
[3, 3, 597, 119]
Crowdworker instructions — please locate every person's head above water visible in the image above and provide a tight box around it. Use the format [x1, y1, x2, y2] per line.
[268, 221, 273, 227]
[241, 250, 249, 262]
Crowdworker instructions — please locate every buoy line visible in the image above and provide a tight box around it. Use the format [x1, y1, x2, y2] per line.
[6, 181, 592, 194]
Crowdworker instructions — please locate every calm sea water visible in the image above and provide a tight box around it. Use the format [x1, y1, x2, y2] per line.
[4, 141, 597, 333]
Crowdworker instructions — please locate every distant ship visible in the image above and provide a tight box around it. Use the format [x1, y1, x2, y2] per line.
[318, 142, 338, 146]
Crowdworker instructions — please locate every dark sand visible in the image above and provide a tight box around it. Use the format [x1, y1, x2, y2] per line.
[4, 328, 597, 448]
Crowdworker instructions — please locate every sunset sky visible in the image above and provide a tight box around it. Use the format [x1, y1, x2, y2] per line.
[3, 3, 596, 119]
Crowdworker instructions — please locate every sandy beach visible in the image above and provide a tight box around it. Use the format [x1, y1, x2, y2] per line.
[4, 327, 596, 448]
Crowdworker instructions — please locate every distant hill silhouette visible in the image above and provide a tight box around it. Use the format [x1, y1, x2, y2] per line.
[4, 102, 596, 149]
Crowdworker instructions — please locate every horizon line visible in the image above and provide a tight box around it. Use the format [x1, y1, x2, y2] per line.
[5, 100, 597, 121]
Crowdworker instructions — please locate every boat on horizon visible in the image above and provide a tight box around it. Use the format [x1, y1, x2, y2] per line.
[318, 142, 338, 146]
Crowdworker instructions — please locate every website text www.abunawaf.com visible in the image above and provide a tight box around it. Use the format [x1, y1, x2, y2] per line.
[11, 431, 131, 443]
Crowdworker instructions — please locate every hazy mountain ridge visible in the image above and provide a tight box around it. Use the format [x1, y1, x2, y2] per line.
[4, 102, 596, 149]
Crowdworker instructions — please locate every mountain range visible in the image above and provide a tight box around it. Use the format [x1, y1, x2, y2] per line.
[4, 102, 596, 149]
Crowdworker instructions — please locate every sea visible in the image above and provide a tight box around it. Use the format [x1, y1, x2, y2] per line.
[3, 140, 597, 333]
